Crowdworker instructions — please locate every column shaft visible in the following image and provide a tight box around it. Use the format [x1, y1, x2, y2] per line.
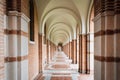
[81, 35, 87, 73]
[79, 35, 82, 73]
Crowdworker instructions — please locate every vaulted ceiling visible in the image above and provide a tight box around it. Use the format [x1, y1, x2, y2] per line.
[35, 0, 93, 45]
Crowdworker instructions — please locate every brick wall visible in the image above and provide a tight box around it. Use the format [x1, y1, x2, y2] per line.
[0, 0, 39, 79]
[7, 0, 29, 17]
[0, 0, 6, 80]
[16, 0, 39, 79]
[7, 0, 39, 79]
[28, 4, 39, 80]
[21, 0, 29, 17]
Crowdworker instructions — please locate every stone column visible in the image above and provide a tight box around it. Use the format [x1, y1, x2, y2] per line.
[5, 11, 30, 80]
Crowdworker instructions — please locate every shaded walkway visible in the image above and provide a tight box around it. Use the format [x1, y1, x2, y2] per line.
[37, 51, 93, 80]
[44, 51, 78, 80]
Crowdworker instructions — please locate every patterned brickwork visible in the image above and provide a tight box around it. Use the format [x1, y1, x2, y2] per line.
[0, 0, 6, 79]
[7, 0, 29, 17]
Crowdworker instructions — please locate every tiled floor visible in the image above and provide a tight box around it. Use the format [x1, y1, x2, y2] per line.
[78, 73, 94, 80]
[51, 76, 72, 80]
[37, 51, 94, 80]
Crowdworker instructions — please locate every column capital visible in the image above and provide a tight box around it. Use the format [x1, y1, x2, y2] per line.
[7, 11, 30, 22]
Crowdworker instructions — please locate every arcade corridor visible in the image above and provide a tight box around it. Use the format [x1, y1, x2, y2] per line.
[0, 0, 120, 80]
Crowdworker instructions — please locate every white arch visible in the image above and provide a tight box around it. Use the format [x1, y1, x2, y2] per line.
[87, 0, 94, 33]
[50, 31, 70, 44]
[47, 23, 72, 40]
[50, 31, 70, 41]
[49, 29, 71, 40]
[40, 7, 81, 34]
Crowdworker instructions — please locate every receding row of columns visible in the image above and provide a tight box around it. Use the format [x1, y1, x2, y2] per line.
[63, 34, 91, 74]
[46, 39, 56, 63]
[63, 43, 69, 57]
[39, 34, 56, 72]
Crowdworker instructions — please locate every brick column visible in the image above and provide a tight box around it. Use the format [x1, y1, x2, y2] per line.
[87, 33, 90, 74]
[49, 41, 51, 61]
[65, 44, 67, 56]
[94, 13, 105, 80]
[5, 1, 30, 80]
[67, 43, 70, 57]
[64, 43, 69, 56]
[114, 1, 120, 79]
[69, 42, 71, 59]
[94, 0, 106, 79]
[39, 34, 44, 73]
[71, 40, 77, 64]
[51, 42, 54, 59]
[0, 0, 6, 80]
[70, 41, 72, 60]
[105, 11, 115, 80]
[78, 34, 87, 73]
[78, 35, 82, 73]
[94, 0, 120, 80]
[63, 45, 65, 53]
[76, 35, 79, 64]
[4, 11, 30, 80]
[74, 40, 77, 64]
[81, 34, 87, 73]
[46, 40, 50, 64]
[71, 40, 74, 63]
[50, 41, 52, 60]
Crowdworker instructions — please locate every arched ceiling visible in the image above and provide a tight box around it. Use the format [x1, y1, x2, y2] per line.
[35, 0, 93, 46]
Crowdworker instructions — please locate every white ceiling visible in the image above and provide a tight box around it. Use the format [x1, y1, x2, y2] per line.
[35, 0, 93, 45]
